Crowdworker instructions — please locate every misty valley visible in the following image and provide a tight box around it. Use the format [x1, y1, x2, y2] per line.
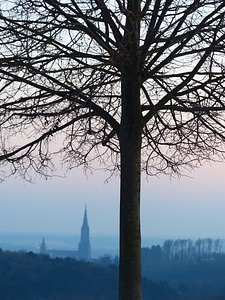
[0, 238, 225, 299]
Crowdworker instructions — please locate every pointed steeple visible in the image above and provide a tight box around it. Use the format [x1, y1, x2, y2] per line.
[83, 205, 88, 227]
[78, 206, 91, 260]
[40, 237, 47, 255]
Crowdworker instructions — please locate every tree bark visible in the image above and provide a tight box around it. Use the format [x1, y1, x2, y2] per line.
[119, 64, 142, 300]
[118, 3, 142, 297]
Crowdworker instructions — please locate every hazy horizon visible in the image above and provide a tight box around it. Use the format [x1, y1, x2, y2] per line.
[1, 161, 225, 240]
[1, 231, 223, 259]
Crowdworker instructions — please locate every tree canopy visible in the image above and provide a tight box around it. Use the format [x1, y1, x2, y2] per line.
[0, 0, 225, 179]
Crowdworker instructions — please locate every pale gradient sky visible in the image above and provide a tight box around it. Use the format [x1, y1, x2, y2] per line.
[0, 161, 225, 240]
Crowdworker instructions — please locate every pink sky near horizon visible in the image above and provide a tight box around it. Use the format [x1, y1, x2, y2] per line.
[0, 161, 225, 240]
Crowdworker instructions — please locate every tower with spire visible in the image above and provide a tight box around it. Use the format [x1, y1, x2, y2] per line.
[78, 206, 91, 260]
[40, 237, 47, 255]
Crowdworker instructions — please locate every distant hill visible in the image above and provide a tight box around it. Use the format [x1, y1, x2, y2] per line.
[0, 249, 178, 300]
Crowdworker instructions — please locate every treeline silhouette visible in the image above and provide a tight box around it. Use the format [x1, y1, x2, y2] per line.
[141, 238, 225, 300]
[0, 249, 177, 300]
[96, 238, 225, 299]
[162, 238, 223, 261]
[1, 239, 225, 300]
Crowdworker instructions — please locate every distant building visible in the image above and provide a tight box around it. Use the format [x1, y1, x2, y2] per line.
[40, 237, 47, 255]
[39, 207, 91, 260]
[47, 249, 77, 259]
[78, 206, 91, 260]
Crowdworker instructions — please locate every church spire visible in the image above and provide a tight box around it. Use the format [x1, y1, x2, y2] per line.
[40, 237, 47, 255]
[83, 205, 88, 227]
[78, 206, 91, 260]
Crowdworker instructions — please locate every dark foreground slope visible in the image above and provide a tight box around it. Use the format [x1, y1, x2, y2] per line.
[0, 249, 177, 300]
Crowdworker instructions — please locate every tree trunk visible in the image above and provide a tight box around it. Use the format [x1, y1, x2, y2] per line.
[119, 64, 142, 300]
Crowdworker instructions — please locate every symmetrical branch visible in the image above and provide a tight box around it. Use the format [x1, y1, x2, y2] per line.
[0, 0, 225, 178]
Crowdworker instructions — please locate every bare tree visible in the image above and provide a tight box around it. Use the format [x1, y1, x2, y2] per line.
[214, 238, 224, 254]
[0, 1, 225, 299]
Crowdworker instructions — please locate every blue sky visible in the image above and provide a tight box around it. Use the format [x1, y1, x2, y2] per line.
[1, 161, 225, 239]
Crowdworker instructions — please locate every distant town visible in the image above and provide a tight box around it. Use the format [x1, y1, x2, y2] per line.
[40, 206, 91, 260]
[1, 207, 224, 262]
[1, 207, 225, 299]
[0, 207, 120, 259]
